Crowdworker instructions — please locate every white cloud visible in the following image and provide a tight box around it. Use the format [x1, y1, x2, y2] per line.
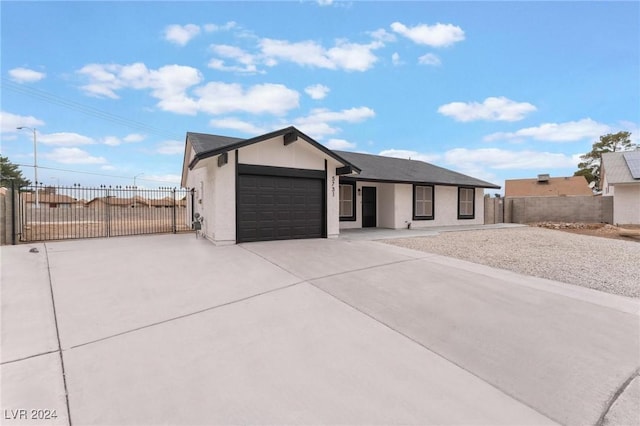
[259, 38, 382, 72]
[317, 0, 333, 6]
[325, 139, 356, 150]
[305, 84, 330, 100]
[101, 165, 116, 171]
[143, 174, 182, 184]
[377, 146, 581, 186]
[44, 148, 107, 164]
[369, 28, 397, 43]
[618, 120, 640, 144]
[38, 132, 94, 146]
[209, 118, 266, 135]
[378, 149, 441, 164]
[164, 24, 201, 46]
[103, 136, 121, 146]
[203, 22, 237, 32]
[294, 106, 376, 139]
[391, 22, 465, 47]
[77, 62, 202, 114]
[156, 141, 184, 155]
[391, 52, 402, 66]
[438, 97, 537, 122]
[418, 53, 441, 66]
[484, 118, 611, 142]
[444, 148, 579, 170]
[124, 133, 146, 143]
[9, 67, 46, 83]
[103, 133, 145, 146]
[195, 82, 299, 116]
[1, 111, 44, 133]
[208, 44, 260, 73]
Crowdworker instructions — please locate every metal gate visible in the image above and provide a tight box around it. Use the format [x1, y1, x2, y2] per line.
[16, 184, 194, 242]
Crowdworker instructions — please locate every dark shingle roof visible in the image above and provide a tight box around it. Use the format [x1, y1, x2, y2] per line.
[187, 132, 244, 154]
[184, 127, 499, 189]
[334, 150, 501, 189]
[186, 126, 359, 173]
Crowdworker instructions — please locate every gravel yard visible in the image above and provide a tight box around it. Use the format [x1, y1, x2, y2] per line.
[385, 227, 640, 298]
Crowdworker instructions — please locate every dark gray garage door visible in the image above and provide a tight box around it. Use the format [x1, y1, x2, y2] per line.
[237, 174, 324, 243]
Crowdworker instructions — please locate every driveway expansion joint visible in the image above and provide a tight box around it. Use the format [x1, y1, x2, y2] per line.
[44, 242, 73, 426]
[596, 368, 640, 426]
[0, 349, 60, 366]
[308, 280, 562, 426]
[67, 280, 307, 350]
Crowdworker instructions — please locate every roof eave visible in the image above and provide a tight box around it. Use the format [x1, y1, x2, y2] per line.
[187, 126, 360, 173]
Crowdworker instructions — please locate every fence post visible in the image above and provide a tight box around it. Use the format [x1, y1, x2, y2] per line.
[10, 180, 16, 245]
[172, 188, 177, 234]
[191, 188, 195, 227]
[106, 187, 111, 238]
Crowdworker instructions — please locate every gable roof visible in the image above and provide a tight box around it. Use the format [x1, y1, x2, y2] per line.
[602, 151, 640, 184]
[335, 150, 500, 189]
[23, 193, 79, 204]
[504, 176, 592, 197]
[186, 126, 359, 173]
[181, 126, 500, 189]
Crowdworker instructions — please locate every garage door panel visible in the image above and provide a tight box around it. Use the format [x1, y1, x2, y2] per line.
[238, 174, 324, 243]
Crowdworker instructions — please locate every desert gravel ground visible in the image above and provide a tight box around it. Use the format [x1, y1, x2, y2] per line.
[385, 226, 640, 298]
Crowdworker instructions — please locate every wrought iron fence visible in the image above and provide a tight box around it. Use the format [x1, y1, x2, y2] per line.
[17, 184, 194, 242]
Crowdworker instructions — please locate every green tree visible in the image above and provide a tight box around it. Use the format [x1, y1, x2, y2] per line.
[0, 155, 31, 188]
[574, 131, 637, 190]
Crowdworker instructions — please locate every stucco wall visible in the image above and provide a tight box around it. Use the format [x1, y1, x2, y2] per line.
[339, 183, 486, 230]
[613, 184, 640, 225]
[325, 161, 340, 238]
[410, 185, 484, 228]
[212, 150, 236, 244]
[188, 136, 342, 244]
[240, 136, 326, 170]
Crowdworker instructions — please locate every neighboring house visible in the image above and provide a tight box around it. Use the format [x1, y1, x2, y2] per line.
[181, 126, 500, 245]
[23, 192, 81, 208]
[601, 151, 640, 224]
[86, 196, 150, 209]
[148, 196, 187, 208]
[504, 175, 593, 197]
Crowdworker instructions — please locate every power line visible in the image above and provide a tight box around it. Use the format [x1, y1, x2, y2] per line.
[1, 78, 182, 140]
[15, 163, 180, 185]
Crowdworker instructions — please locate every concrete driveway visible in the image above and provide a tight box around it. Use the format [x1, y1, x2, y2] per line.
[1, 233, 638, 425]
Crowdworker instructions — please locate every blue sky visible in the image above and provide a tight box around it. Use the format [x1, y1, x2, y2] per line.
[2, 1, 638, 193]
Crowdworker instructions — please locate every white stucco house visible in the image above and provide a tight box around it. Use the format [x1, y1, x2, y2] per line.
[601, 151, 640, 225]
[181, 126, 500, 244]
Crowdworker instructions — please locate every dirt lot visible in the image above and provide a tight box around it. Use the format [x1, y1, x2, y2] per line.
[532, 222, 640, 242]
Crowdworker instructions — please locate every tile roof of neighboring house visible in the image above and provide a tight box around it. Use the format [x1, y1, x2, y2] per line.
[334, 150, 500, 188]
[23, 193, 79, 204]
[148, 196, 186, 207]
[87, 196, 150, 206]
[184, 127, 500, 189]
[504, 176, 593, 197]
[602, 151, 640, 184]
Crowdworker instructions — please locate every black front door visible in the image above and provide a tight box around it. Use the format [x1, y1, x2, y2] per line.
[362, 186, 376, 228]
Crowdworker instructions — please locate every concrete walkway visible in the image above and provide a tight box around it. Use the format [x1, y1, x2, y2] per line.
[1, 233, 638, 425]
